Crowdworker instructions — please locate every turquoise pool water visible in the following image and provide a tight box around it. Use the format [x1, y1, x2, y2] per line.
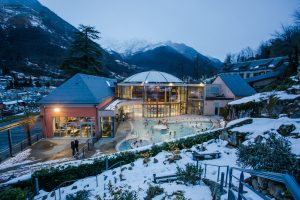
[118, 118, 212, 151]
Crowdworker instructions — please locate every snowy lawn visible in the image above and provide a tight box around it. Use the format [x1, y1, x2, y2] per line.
[34, 139, 238, 200]
[228, 88, 300, 105]
[0, 149, 32, 171]
[230, 117, 300, 155]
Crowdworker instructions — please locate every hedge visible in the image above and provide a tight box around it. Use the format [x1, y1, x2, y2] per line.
[5, 118, 252, 195]
[32, 130, 221, 191]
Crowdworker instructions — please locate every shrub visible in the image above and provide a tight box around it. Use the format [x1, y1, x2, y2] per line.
[176, 163, 202, 185]
[0, 187, 26, 200]
[66, 190, 90, 200]
[145, 184, 164, 200]
[107, 181, 138, 200]
[236, 133, 298, 175]
[30, 131, 219, 191]
[277, 124, 296, 136]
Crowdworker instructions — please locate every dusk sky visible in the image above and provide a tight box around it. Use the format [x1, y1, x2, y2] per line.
[39, 0, 299, 60]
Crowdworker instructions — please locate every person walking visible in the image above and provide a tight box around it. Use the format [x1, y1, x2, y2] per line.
[74, 139, 79, 153]
[71, 140, 75, 156]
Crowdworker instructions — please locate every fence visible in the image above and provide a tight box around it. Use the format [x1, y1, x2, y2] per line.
[73, 137, 99, 159]
[202, 163, 229, 187]
[228, 167, 300, 200]
[0, 134, 42, 162]
[0, 115, 41, 162]
[34, 159, 125, 200]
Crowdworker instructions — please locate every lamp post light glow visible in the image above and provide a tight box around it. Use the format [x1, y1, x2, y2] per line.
[54, 108, 60, 112]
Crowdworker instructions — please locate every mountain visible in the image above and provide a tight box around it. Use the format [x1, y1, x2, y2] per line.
[0, 0, 129, 79]
[104, 40, 222, 78]
[0, 0, 221, 79]
[0, 0, 77, 76]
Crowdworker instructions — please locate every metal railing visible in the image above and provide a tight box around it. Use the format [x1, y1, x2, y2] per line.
[228, 167, 300, 200]
[35, 160, 126, 200]
[73, 137, 98, 159]
[0, 134, 42, 162]
[202, 163, 229, 187]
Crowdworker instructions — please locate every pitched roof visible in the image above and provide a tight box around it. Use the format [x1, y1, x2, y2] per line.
[246, 63, 288, 83]
[219, 74, 256, 97]
[39, 74, 116, 105]
[221, 56, 287, 72]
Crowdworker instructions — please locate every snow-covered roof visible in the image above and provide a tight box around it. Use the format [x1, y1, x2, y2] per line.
[122, 71, 183, 84]
[230, 117, 300, 155]
[104, 99, 121, 110]
[221, 56, 288, 72]
[229, 89, 300, 105]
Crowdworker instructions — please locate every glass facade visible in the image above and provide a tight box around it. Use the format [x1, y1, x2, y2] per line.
[53, 117, 95, 138]
[117, 83, 204, 118]
[100, 116, 114, 137]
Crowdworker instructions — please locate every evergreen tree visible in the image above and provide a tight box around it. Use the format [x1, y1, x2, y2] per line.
[236, 133, 297, 175]
[193, 54, 200, 80]
[12, 74, 19, 88]
[1, 65, 10, 75]
[61, 24, 105, 76]
[35, 79, 42, 87]
[29, 76, 33, 87]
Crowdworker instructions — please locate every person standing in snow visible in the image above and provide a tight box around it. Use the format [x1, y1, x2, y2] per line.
[71, 141, 75, 156]
[74, 139, 79, 153]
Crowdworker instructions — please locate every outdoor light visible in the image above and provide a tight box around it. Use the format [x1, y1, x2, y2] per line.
[54, 108, 60, 112]
[199, 83, 205, 87]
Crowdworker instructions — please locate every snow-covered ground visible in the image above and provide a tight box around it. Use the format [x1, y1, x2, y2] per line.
[229, 117, 300, 155]
[1, 116, 298, 200]
[35, 139, 236, 200]
[229, 88, 300, 105]
[31, 116, 300, 200]
[0, 149, 32, 171]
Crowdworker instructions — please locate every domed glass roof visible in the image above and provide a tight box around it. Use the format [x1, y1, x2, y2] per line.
[123, 71, 183, 83]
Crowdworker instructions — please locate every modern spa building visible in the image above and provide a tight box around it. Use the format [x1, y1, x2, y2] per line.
[117, 71, 205, 118]
[39, 71, 255, 138]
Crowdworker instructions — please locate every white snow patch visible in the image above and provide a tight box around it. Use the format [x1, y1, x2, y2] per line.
[0, 149, 31, 170]
[229, 90, 300, 105]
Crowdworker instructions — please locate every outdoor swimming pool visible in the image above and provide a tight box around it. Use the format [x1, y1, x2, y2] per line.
[117, 117, 213, 151]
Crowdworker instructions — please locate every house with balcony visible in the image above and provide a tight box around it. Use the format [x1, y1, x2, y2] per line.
[204, 74, 256, 115]
[219, 57, 289, 89]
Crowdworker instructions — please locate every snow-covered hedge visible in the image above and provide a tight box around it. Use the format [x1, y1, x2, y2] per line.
[32, 130, 221, 192]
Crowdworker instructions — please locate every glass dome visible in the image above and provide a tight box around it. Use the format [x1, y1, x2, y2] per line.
[122, 71, 183, 83]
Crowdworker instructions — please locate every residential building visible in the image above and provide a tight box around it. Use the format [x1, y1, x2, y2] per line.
[219, 57, 289, 88]
[204, 74, 256, 115]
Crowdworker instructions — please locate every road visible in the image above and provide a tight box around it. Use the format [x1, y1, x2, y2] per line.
[0, 119, 42, 152]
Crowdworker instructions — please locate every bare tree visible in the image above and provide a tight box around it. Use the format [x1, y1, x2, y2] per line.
[236, 46, 254, 62]
[224, 53, 233, 65]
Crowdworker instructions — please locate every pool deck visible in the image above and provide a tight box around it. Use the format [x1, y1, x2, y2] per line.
[109, 115, 223, 153]
[0, 115, 223, 182]
[93, 120, 131, 154]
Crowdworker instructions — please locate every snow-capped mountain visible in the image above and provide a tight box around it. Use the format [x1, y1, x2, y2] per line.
[0, 0, 77, 76]
[103, 40, 222, 77]
[0, 0, 130, 78]
[102, 40, 222, 68]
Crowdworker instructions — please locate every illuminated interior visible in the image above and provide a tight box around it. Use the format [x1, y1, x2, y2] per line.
[53, 116, 95, 137]
[117, 71, 205, 118]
